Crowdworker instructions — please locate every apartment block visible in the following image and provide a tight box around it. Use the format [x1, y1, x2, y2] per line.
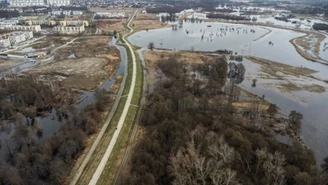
[59, 20, 89, 27]
[0, 25, 41, 32]
[0, 39, 11, 48]
[9, 0, 45, 7]
[48, 0, 70, 6]
[53, 25, 84, 34]
[0, 31, 34, 48]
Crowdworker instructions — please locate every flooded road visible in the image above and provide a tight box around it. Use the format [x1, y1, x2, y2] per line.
[129, 22, 328, 164]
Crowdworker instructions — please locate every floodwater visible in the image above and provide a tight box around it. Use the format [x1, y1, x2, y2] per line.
[129, 22, 328, 164]
[0, 38, 127, 162]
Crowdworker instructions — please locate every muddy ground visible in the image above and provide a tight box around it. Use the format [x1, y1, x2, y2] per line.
[25, 36, 120, 91]
[246, 56, 326, 94]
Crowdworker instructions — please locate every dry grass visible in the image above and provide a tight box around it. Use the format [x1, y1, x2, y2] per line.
[132, 11, 170, 30]
[97, 19, 127, 32]
[89, 7, 135, 14]
[290, 33, 328, 64]
[302, 84, 326, 93]
[132, 19, 170, 30]
[253, 27, 272, 41]
[278, 83, 326, 93]
[25, 36, 120, 91]
[246, 56, 316, 77]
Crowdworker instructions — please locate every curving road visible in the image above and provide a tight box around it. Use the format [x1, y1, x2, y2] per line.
[87, 10, 138, 185]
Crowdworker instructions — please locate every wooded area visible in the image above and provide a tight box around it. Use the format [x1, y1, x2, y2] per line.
[0, 75, 111, 185]
[120, 56, 327, 185]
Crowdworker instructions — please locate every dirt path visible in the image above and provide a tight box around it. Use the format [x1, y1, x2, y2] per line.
[87, 10, 138, 185]
[253, 27, 272, 41]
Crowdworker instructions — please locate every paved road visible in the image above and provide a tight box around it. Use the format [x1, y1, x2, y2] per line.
[69, 38, 129, 185]
[70, 10, 138, 185]
[87, 10, 138, 185]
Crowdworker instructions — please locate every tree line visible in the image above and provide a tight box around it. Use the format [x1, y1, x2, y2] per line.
[207, 13, 250, 21]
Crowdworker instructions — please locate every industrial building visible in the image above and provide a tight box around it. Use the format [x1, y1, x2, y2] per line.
[53, 25, 85, 34]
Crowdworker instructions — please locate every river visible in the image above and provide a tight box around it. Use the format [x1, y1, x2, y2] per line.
[128, 21, 328, 164]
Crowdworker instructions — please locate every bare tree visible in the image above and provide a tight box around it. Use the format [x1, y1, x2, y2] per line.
[169, 133, 240, 185]
[148, 42, 155, 51]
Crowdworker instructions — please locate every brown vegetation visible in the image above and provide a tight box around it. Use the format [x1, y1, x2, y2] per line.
[26, 36, 120, 91]
[247, 56, 316, 77]
[118, 51, 326, 185]
[290, 33, 328, 64]
[96, 19, 127, 32]
[0, 74, 113, 185]
[132, 11, 170, 31]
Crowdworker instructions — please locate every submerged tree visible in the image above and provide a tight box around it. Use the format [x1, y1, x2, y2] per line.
[148, 42, 155, 51]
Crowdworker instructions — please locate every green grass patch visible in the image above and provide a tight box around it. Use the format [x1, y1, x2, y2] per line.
[96, 36, 144, 185]
[96, 106, 138, 185]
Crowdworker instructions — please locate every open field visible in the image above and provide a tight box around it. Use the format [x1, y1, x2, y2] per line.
[96, 18, 127, 33]
[23, 36, 120, 90]
[132, 11, 170, 31]
[89, 7, 134, 14]
[26, 57, 115, 90]
[0, 58, 24, 71]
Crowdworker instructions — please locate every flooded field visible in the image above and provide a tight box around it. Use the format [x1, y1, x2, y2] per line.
[129, 22, 328, 164]
[0, 38, 126, 162]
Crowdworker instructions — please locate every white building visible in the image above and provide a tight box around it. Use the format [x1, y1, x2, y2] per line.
[0, 25, 41, 32]
[95, 12, 125, 18]
[48, 0, 70, 6]
[0, 31, 33, 47]
[188, 13, 207, 20]
[24, 31, 33, 39]
[9, 0, 45, 7]
[53, 25, 84, 34]
[0, 18, 20, 26]
[9, 33, 26, 45]
[0, 39, 11, 48]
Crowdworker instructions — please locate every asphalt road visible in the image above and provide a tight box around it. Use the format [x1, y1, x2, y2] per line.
[87, 10, 138, 185]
